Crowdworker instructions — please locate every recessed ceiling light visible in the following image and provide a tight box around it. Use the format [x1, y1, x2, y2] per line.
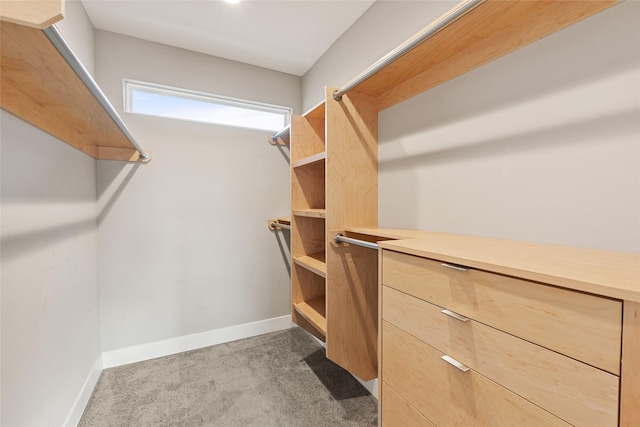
[225, 0, 240, 4]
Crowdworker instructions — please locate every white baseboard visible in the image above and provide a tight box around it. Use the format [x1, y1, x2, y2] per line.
[102, 315, 294, 369]
[357, 377, 379, 400]
[63, 355, 103, 427]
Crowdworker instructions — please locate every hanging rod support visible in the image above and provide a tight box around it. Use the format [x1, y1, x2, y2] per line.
[332, 0, 485, 102]
[270, 124, 291, 142]
[270, 221, 291, 231]
[334, 233, 378, 250]
[42, 24, 149, 160]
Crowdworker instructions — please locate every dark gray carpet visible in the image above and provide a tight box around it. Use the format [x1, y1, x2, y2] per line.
[79, 327, 378, 426]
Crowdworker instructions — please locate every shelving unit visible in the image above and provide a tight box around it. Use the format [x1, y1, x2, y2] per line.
[0, 4, 150, 162]
[271, 0, 619, 383]
[290, 102, 327, 341]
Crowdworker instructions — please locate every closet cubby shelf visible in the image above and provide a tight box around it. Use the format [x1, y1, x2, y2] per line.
[292, 152, 326, 169]
[293, 209, 326, 219]
[293, 295, 327, 336]
[0, 20, 151, 162]
[293, 251, 327, 278]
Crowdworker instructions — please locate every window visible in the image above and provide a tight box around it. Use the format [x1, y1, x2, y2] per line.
[123, 80, 291, 132]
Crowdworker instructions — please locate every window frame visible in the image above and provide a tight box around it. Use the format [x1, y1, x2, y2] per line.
[123, 79, 292, 132]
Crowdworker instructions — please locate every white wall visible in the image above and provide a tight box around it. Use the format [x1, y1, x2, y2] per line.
[303, 0, 458, 111]
[1, 3, 101, 426]
[304, 1, 640, 253]
[95, 31, 298, 352]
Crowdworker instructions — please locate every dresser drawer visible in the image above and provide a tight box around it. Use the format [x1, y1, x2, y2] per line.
[382, 321, 572, 427]
[381, 384, 435, 427]
[382, 250, 622, 374]
[383, 286, 619, 427]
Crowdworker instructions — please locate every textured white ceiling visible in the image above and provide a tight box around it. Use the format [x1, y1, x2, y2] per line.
[81, 0, 376, 76]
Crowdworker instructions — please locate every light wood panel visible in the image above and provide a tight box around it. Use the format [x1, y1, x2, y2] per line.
[340, 0, 617, 111]
[382, 250, 623, 374]
[325, 87, 379, 381]
[383, 285, 619, 427]
[379, 233, 640, 303]
[0, 21, 149, 162]
[0, 0, 64, 29]
[294, 295, 327, 336]
[381, 384, 435, 427]
[293, 251, 326, 278]
[621, 301, 640, 426]
[292, 209, 326, 219]
[383, 321, 572, 427]
[289, 114, 324, 164]
[292, 161, 325, 210]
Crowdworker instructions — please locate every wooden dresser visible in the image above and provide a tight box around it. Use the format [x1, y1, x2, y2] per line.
[376, 232, 640, 427]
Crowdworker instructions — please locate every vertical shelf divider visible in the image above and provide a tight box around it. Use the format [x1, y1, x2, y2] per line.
[325, 87, 379, 381]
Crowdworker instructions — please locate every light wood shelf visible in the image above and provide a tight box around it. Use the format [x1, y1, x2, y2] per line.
[293, 151, 326, 169]
[293, 209, 326, 219]
[345, 0, 617, 111]
[0, 0, 64, 29]
[0, 21, 151, 162]
[293, 295, 327, 336]
[293, 251, 326, 278]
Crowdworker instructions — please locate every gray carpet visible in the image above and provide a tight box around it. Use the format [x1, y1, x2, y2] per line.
[79, 327, 378, 426]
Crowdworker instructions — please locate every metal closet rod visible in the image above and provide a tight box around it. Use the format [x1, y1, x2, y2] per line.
[334, 233, 378, 250]
[270, 124, 291, 142]
[43, 24, 149, 160]
[332, 0, 485, 102]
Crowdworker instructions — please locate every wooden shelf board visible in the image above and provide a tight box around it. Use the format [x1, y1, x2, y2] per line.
[276, 217, 291, 225]
[0, 0, 64, 29]
[293, 209, 326, 219]
[346, 0, 617, 111]
[293, 151, 326, 169]
[0, 22, 149, 162]
[294, 295, 327, 336]
[293, 251, 326, 278]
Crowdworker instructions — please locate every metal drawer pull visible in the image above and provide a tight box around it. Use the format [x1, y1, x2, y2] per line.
[441, 262, 468, 272]
[441, 309, 469, 322]
[441, 355, 470, 372]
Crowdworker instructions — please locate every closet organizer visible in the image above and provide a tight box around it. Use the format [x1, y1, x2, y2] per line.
[267, 1, 635, 419]
[0, 1, 151, 162]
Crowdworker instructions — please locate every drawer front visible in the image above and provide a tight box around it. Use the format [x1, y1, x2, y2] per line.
[383, 286, 619, 427]
[381, 383, 435, 427]
[382, 321, 572, 427]
[382, 250, 622, 374]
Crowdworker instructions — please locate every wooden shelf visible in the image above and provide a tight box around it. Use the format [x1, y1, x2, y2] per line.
[293, 151, 326, 169]
[0, 0, 63, 29]
[293, 209, 326, 219]
[293, 295, 327, 336]
[293, 251, 326, 278]
[347, 0, 617, 111]
[0, 21, 150, 162]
